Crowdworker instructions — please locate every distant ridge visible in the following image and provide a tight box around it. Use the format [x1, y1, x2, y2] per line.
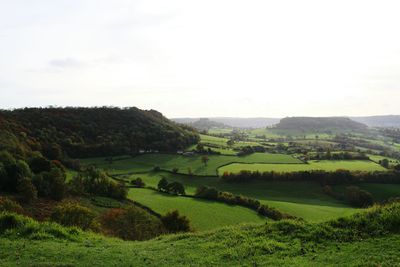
[172, 117, 280, 128]
[351, 115, 400, 128]
[275, 117, 367, 132]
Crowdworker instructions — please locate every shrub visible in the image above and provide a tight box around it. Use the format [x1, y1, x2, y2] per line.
[100, 206, 164, 240]
[172, 167, 179, 174]
[17, 178, 37, 203]
[51, 202, 96, 230]
[0, 197, 24, 214]
[157, 177, 169, 192]
[345, 186, 373, 208]
[258, 205, 284, 220]
[161, 210, 191, 233]
[130, 177, 145, 188]
[195, 186, 219, 199]
[166, 182, 185, 195]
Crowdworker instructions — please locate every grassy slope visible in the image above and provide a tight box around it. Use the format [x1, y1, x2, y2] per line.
[127, 188, 266, 231]
[1, 203, 400, 266]
[128, 172, 358, 222]
[218, 160, 387, 174]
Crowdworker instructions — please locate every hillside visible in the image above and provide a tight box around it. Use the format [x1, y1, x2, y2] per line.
[187, 118, 228, 131]
[351, 115, 400, 128]
[274, 117, 368, 133]
[1, 201, 400, 266]
[0, 107, 199, 158]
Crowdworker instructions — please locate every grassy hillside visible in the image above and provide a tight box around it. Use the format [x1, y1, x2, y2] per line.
[1, 202, 399, 266]
[128, 188, 266, 230]
[275, 117, 367, 133]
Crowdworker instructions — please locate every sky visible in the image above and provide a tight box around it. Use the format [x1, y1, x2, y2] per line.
[1, 0, 400, 118]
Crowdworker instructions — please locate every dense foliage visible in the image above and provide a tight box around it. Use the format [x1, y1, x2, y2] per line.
[0, 107, 199, 159]
[221, 169, 400, 184]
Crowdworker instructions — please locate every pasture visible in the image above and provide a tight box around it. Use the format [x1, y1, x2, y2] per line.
[127, 188, 266, 231]
[127, 172, 358, 222]
[84, 152, 301, 176]
[218, 160, 387, 174]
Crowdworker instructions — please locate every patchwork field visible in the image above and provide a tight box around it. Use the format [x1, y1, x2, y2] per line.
[127, 188, 266, 231]
[218, 160, 387, 174]
[84, 153, 302, 176]
[126, 172, 358, 222]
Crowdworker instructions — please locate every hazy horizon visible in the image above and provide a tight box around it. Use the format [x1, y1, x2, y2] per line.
[1, 0, 400, 117]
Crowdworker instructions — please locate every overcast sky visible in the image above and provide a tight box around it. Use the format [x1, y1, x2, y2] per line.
[1, 0, 400, 118]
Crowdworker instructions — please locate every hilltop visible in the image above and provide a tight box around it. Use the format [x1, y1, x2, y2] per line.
[274, 117, 368, 133]
[0, 107, 199, 158]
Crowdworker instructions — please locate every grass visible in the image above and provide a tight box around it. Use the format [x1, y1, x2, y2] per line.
[127, 188, 266, 231]
[1, 202, 400, 266]
[85, 152, 302, 176]
[218, 160, 387, 174]
[126, 172, 358, 222]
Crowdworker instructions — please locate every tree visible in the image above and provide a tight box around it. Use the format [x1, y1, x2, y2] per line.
[130, 177, 145, 188]
[227, 139, 234, 147]
[201, 155, 209, 166]
[345, 186, 373, 208]
[161, 210, 191, 233]
[157, 177, 168, 192]
[380, 159, 389, 168]
[17, 178, 37, 203]
[167, 182, 185, 195]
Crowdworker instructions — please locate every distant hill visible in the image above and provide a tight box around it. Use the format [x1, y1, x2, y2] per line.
[351, 115, 400, 128]
[178, 118, 227, 131]
[0, 107, 199, 158]
[275, 117, 368, 133]
[172, 117, 280, 128]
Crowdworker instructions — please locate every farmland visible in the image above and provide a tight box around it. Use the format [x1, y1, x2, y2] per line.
[128, 188, 266, 230]
[218, 160, 387, 174]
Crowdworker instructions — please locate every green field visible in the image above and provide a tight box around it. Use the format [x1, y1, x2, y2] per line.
[126, 172, 358, 222]
[128, 188, 266, 231]
[87, 153, 301, 176]
[218, 160, 387, 174]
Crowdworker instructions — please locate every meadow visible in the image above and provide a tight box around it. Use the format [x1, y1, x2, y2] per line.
[88, 152, 302, 176]
[126, 172, 358, 222]
[218, 160, 387, 174]
[127, 188, 266, 230]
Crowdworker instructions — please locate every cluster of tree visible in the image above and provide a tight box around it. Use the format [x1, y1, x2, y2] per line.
[157, 177, 185, 195]
[130, 177, 145, 188]
[323, 185, 373, 208]
[237, 146, 266, 156]
[194, 144, 221, 155]
[68, 166, 127, 200]
[0, 107, 199, 159]
[0, 150, 67, 203]
[194, 186, 291, 220]
[220, 169, 400, 185]
[309, 151, 369, 161]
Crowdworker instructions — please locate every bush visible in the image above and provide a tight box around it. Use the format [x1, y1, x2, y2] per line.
[166, 182, 185, 195]
[345, 186, 373, 208]
[17, 178, 37, 203]
[130, 177, 145, 188]
[161, 210, 191, 233]
[0, 197, 24, 214]
[51, 202, 96, 230]
[100, 206, 164, 240]
[195, 186, 219, 199]
[157, 177, 169, 192]
[258, 205, 284, 220]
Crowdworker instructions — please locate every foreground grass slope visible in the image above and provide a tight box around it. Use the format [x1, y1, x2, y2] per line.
[1, 202, 400, 266]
